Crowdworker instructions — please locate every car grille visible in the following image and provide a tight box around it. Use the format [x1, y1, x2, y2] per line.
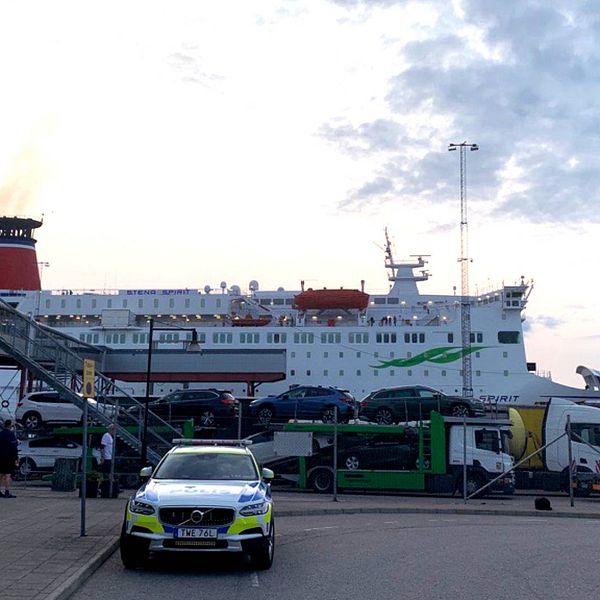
[163, 539, 228, 549]
[159, 507, 235, 527]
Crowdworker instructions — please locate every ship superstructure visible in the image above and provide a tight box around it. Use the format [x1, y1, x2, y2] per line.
[1, 217, 599, 406]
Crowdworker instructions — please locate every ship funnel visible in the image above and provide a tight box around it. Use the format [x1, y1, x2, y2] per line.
[0, 216, 42, 290]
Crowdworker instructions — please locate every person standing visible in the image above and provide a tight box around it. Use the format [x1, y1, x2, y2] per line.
[99, 424, 116, 475]
[0, 419, 19, 498]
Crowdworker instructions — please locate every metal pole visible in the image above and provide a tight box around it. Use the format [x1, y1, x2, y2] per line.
[80, 400, 88, 537]
[141, 318, 154, 469]
[237, 401, 242, 441]
[567, 414, 574, 507]
[333, 405, 338, 502]
[109, 398, 119, 498]
[463, 416, 468, 504]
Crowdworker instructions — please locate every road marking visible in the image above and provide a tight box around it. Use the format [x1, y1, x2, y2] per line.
[428, 519, 439, 522]
[303, 526, 339, 532]
[251, 573, 259, 587]
[384, 521, 399, 524]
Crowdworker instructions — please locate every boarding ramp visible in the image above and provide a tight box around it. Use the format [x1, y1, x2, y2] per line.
[0, 299, 179, 464]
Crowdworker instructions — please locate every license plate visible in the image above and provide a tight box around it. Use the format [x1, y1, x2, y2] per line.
[175, 528, 218, 539]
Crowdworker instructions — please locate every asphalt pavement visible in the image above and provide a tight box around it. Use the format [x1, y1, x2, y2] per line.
[3, 483, 600, 600]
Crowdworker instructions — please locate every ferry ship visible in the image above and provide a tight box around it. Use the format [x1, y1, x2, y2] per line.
[1, 216, 599, 408]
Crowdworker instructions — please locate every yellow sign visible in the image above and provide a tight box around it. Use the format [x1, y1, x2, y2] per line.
[83, 359, 95, 399]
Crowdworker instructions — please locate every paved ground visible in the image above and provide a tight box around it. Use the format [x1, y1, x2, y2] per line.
[3, 483, 600, 600]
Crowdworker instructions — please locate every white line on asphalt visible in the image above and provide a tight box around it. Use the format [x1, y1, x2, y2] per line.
[251, 573, 259, 587]
[384, 521, 399, 524]
[428, 519, 439, 522]
[303, 526, 339, 532]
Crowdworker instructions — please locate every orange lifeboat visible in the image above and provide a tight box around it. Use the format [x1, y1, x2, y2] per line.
[293, 289, 369, 311]
[232, 315, 273, 327]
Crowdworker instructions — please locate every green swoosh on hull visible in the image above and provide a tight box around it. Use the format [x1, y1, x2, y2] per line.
[371, 346, 488, 369]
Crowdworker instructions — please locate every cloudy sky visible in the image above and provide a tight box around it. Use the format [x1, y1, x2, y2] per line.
[0, 0, 598, 386]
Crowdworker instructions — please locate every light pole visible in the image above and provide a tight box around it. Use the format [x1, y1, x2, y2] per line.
[140, 317, 202, 467]
[448, 142, 478, 398]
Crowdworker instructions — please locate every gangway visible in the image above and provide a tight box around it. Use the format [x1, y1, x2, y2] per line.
[0, 299, 178, 464]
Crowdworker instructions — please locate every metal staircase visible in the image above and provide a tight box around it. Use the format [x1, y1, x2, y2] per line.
[0, 300, 179, 464]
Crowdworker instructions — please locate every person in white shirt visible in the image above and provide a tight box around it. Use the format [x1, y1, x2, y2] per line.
[99, 424, 116, 474]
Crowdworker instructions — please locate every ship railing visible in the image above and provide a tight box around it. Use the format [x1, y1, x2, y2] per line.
[0, 300, 179, 464]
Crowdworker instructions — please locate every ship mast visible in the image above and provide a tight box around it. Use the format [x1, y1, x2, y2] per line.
[448, 142, 478, 398]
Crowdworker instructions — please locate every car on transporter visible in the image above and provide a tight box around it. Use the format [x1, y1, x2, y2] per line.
[358, 385, 486, 424]
[120, 440, 275, 570]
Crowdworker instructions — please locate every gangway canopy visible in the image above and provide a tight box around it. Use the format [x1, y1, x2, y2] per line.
[576, 365, 600, 392]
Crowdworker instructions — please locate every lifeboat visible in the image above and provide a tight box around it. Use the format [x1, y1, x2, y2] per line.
[232, 315, 272, 327]
[293, 289, 369, 311]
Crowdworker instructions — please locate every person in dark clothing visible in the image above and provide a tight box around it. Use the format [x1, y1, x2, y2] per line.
[0, 419, 19, 498]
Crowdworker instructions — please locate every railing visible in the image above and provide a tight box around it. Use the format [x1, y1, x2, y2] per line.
[0, 300, 180, 464]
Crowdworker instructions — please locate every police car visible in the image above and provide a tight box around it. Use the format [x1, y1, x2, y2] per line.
[120, 440, 275, 569]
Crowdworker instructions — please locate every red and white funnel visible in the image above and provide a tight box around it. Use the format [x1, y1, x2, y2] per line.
[0, 216, 42, 291]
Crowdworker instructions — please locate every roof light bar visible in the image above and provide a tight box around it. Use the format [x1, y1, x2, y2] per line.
[172, 439, 253, 446]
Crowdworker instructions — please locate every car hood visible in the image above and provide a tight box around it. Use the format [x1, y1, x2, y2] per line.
[135, 479, 269, 506]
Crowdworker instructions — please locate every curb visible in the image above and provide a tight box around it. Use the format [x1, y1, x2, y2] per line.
[276, 505, 600, 520]
[47, 537, 119, 600]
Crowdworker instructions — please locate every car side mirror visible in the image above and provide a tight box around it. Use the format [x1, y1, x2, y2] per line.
[139, 466, 153, 479]
[262, 468, 274, 481]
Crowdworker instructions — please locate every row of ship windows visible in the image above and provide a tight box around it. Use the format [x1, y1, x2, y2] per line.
[290, 351, 510, 360]
[289, 368, 512, 377]
[48, 298, 223, 310]
[80, 331, 517, 346]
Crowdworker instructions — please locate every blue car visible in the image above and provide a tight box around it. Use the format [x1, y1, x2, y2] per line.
[249, 386, 357, 425]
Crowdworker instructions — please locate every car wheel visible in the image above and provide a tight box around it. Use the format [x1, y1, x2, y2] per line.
[309, 468, 334, 493]
[19, 457, 36, 478]
[120, 521, 150, 569]
[451, 404, 470, 417]
[375, 407, 394, 425]
[21, 411, 42, 430]
[321, 407, 337, 423]
[344, 455, 360, 470]
[257, 406, 274, 426]
[247, 520, 275, 570]
[199, 410, 216, 427]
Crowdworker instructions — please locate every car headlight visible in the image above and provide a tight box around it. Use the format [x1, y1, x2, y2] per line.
[129, 500, 155, 515]
[239, 502, 270, 516]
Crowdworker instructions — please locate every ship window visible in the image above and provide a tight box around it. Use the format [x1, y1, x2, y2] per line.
[45, 299, 50, 309]
[339, 370, 344, 376]
[390, 370, 395, 376]
[476, 370, 481, 376]
[133, 334, 139, 343]
[404, 333, 410, 343]
[498, 331, 520, 344]
[93, 334, 99, 343]
[307, 352, 311, 358]
[138, 299, 143, 308]
[273, 298, 284, 305]
[503, 370, 509, 376]
[86, 334, 93, 343]
[424, 370, 429, 376]
[356, 352, 361, 358]
[356, 370, 361, 376]
[408, 369, 412, 376]
[79, 334, 85, 341]
[306, 370, 311, 376]
[339, 352, 343, 358]
[122, 300, 127, 308]
[349, 332, 368, 344]
[323, 351, 328, 358]
[412, 333, 417, 343]
[320, 333, 341, 344]
[291, 352, 296, 358]
[213, 333, 232, 343]
[200, 299, 205, 308]
[267, 333, 286, 343]
[153, 299, 159, 308]
[442, 370, 446, 376]
[185, 299, 190, 308]
[61, 299, 65, 308]
[387, 297, 399, 304]
[260, 299, 272, 306]
[374, 370, 379, 376]
[216, 299, 221, 308]
[169, 299, 174, 308]
[419, 333, 425, 343]
[92, 299, 97, 309]
[107, 299, 112, 308]
[120, 334, 126, 344]
[475, 352, 480, 358]
[448, 333, 454, 343]
[290, 369, 295, 376]
[76, 299, 81, 308]
[285, 298, 293, 305]
[503, 352, 508, 358]
[323, 369, 328, 376]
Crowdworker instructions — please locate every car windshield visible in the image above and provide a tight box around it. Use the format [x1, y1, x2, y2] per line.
[153, 452, 259, 481]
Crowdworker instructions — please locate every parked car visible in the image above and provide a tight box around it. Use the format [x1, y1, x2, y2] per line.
[249, 386, 357, 425]
[17, 436, 101, 478]
[359, 385, 485, 424]
[147, 389, 238, 427]
[15, 391, 117, 430]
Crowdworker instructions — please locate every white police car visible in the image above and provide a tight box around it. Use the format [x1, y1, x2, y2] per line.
[120, 440, 275, 569]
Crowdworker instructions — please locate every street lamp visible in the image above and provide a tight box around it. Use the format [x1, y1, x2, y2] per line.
[140, 317, 202, 467]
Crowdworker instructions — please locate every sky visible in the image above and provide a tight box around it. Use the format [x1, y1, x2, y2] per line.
[0, 0, 598, 387]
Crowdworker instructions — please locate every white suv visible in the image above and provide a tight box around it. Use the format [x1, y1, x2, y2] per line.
[15, 391, 115, 430]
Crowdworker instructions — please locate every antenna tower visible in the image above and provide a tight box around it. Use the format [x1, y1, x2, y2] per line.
[448, 142, 478, 398]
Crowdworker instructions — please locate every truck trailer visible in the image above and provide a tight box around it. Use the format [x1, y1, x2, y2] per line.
[276, 412, 514, 497]
[509, 398, 600, 496]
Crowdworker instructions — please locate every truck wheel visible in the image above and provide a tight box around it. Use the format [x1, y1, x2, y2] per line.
[458, 473, 487, 498]
[309, 468, 334, 493]
[120, 521, 149, 569]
